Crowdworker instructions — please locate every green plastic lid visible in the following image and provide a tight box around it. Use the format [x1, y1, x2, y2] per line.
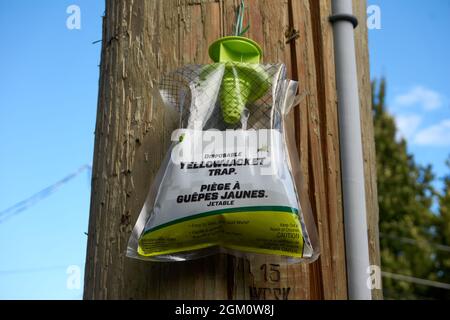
[208, 36, 263, 63]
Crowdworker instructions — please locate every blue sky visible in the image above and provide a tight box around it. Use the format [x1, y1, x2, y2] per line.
[0, 1, 103, 299]
[368, 0, 450, 181]
[0, 1, 449, 299]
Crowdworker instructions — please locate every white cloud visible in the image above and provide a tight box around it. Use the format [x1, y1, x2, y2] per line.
[394, 86, 444, 111]
[394, 114, 422, 141]
[414, 119, 450, 146]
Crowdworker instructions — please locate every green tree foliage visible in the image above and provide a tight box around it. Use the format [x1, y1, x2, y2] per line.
[431, 158, 450, 299]
[372, 79, 437, 299]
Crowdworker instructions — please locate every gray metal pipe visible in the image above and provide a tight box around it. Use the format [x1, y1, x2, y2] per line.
[330, 0, 372, 300]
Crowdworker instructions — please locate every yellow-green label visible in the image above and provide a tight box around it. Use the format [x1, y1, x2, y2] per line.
[138, 206, 304, 258]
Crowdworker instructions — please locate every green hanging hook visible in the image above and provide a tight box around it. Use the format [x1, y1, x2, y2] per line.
[234, 0, 250, 36]
[205, 0, 270, 125]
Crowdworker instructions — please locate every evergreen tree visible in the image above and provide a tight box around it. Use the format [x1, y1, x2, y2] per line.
[432, 157, 450, 299]
[372, 79, 436, 299]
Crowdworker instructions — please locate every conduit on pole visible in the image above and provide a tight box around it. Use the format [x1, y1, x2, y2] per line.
[330, 0, 372, 300]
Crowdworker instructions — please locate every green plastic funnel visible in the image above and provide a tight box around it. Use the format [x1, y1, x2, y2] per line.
[209, 36, 262, 63]
[208, 36, 270, 125]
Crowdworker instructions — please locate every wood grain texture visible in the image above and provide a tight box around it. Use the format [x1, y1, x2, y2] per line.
[352, 0, 383, 300]
[84, 0, 379, 300]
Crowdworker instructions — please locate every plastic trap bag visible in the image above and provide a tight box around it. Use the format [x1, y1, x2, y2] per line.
[126, 62, 319, 263]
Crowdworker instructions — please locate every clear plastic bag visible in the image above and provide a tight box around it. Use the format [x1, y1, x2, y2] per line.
[127, 63, 319, 263]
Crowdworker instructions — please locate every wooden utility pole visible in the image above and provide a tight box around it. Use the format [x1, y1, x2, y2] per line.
[84, 0, 381, 300]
